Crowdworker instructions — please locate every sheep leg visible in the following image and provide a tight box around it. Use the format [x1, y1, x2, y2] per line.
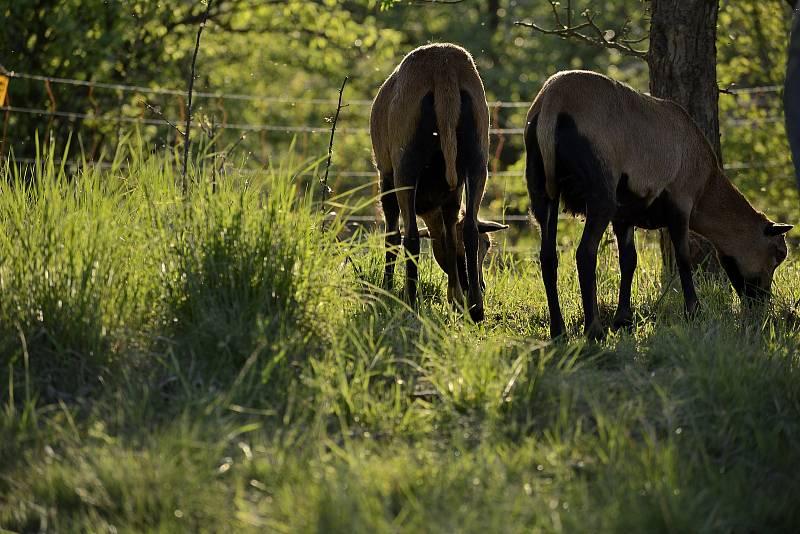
[395, 183, 420, 307]
[577, 209, 612, 340]
[667, 210, 699, 317]
[463, 211, 482, 321]
[380, 172, 401, 290]
[464, 167, 487, 322]
[531, 195, 566, 339]
[442, 199, 465, 309]
[612, 221, 637, 331]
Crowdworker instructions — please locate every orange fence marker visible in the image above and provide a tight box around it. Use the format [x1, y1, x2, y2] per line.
[0, 75, 9, 105]
[1, 75, 10, 160]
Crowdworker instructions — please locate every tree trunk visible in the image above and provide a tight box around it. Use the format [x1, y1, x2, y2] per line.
[648, 0, 723, 276]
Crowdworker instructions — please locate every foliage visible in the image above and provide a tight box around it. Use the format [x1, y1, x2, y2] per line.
[5, 1, 797, 222]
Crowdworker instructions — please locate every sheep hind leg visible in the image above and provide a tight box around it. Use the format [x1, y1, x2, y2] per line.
[576, 208, 613, 341]
[442, 198, 465, 310]
[531, 194, 566, 339]
[464, 166, 487, 322]
[612, 221, 637, 331]
[395, 181, 420, 308]
[380, 172, 401, 291]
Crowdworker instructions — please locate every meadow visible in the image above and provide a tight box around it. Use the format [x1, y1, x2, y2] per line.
[1, 140, 800, 533]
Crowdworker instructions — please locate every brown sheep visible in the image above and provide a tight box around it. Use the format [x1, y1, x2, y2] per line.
[525, 70, 792, 340]
[370, 43, 507, 320]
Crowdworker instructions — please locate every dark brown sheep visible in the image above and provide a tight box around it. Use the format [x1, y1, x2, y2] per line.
[370, 43, 507, 320]
[525, 70, 792, 339]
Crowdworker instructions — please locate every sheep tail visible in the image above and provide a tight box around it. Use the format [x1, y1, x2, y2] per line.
[433, 70, 461, 191]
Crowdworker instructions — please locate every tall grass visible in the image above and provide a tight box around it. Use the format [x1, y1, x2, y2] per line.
[0, 151, 142, 400]
[1, 141, 799, 532]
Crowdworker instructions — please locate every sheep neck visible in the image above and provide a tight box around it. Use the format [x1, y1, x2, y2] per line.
[690, 171, 765, 258]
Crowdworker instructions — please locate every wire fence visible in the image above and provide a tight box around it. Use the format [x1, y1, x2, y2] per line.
[1, 71, 523, 108]
[0, 71, 786, 148]
[3, 70, 783, 105]
[1, 103, 787, 135]
[0, 70, 794, 264]
[0, 105, 532, 135]
[2, 70, 793, 197]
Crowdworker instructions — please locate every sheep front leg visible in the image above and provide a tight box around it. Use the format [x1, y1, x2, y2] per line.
[612, 221, 637, 330]
[464, 166, 487, 322]
[442, 200, 465, 309]
[667, 210, 699, 317]
[576, 209, 612, 340]
[463, 214, 482, 321]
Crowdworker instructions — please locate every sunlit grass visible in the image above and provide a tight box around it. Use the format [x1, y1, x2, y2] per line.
[1, 141, 799, 532]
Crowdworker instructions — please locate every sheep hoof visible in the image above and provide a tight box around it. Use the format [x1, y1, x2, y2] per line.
[585, 321, 605, 341]
[447, 283, 465, 311]
[550, 322, 567, 340]
[612, 313, 634, 331]
[685, 300, 700, 319]
[469, 305, 484, 323]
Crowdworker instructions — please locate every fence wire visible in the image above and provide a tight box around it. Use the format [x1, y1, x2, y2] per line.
[1, 70, 783, 108]
[0, 104, 785, 136]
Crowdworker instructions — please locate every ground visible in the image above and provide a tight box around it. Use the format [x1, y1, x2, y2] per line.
[1, 151, 799, 533]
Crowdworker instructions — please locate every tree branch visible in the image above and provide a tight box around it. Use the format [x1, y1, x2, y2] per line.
[514, 2, 647, 60]
[718, 81, 736, 95]
[140, 98, 186, 136]
[182, 0, 213, 193]
[218, 131, 247, 176]
[321, 75, 348, 207]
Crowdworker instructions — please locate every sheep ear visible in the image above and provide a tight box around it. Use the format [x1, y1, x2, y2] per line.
[478, 220, 510, 234]
[418, 227, 431, 239]
[765, 222, 793, 237]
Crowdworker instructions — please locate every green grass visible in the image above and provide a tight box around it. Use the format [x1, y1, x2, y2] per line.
[1, 142, 799, 533]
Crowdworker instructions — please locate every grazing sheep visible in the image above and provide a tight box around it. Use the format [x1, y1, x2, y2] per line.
[370, 43, 507, 320]
[525, 70, 792, 340]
